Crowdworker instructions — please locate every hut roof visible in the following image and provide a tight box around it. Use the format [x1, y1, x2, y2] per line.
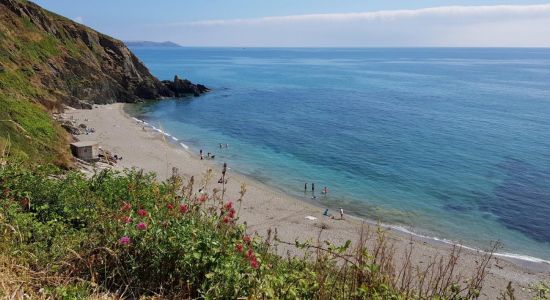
[70, 141, 98, 148]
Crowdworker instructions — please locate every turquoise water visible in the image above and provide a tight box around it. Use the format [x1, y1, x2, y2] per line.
[129, 48, 550, 262]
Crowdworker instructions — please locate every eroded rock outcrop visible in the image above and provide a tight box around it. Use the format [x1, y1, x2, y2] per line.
[162, 75, 210, 97]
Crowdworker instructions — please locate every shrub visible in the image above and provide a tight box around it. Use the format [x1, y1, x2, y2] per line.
[0, 162, 497, 299]
[530, 281, 550, 300]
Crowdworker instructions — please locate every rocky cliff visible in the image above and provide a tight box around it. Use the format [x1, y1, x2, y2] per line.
[0, 0, 207, 109]
[0, 0, 207, 166]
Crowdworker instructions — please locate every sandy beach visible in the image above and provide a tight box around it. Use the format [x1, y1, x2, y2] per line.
[64, 103, 549, 299]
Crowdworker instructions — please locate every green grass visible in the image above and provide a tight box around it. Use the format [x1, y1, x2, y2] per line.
[0, 95, 55, 141]
[0, 13, 69, 166]
[21, 16, 35, 31]
[14, 35, 61, 65]
[0, 93, 67, 165]
[62, 38, 84, 58]
[0, 47, 8, 63]
[0, 69, 69, 165]
[0, 70, 39, 96]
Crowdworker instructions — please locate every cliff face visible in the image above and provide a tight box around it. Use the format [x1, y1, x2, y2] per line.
[0, 0, 206, 166]
[0, 0, 205, 108]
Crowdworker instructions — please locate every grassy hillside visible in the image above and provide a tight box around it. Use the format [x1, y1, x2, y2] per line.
[0, 94, 70, 165]
[0, 5, 72, 165]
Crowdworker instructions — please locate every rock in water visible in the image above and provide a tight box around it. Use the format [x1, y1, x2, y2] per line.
[162, 75, 211, 98]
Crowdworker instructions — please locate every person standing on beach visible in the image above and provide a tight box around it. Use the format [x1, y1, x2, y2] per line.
[312, 183, 315, 193]
[340, 208, 344, 220]
[200, 149, 203, 160]
[304, 183, 307, 192]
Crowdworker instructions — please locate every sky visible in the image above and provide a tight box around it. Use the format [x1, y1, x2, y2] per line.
[33, 0, 550, 47]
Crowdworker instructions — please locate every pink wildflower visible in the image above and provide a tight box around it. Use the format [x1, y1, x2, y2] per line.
[223, 201, 233, 210]
[223, 215, 231, 224]
[136, 222, 147, 230]
[179, 204, 189, 214]
[198, 194, 207, 203]
[137, 209, 148, 217]
[235, 243, 244, 253]
[118, 236, 131, 245]
[120, 202, 131, 212]
[250, 257, 259, 269]
[228, 208, 236, 219]
[246, 248, 254, 259]
[121, 216, 132, 224]
[243, 235, 252, 245]
[167, 203, 174, 210]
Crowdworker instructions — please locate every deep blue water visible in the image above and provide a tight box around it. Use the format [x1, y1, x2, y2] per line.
[129, 47, 550, 262]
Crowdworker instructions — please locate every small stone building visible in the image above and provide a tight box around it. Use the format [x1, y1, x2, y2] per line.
[70, 141, 99, 162]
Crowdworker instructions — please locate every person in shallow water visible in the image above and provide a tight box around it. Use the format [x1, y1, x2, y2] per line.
[322, 187, 329, 195]
[311, 183, 315, 193]
[304, 182, 307, 192]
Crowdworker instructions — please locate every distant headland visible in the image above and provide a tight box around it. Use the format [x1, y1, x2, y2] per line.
[124, 40, 182, 48]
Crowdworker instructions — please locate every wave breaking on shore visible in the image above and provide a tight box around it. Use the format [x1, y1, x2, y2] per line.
[130, 114, 550, 267]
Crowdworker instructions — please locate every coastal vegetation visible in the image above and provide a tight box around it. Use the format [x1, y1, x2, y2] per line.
[1, 155, 504, 299]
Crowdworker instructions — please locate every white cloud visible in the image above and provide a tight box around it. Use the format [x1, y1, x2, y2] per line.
[184, 4, 550, 27]
[144, 4, 550, 47]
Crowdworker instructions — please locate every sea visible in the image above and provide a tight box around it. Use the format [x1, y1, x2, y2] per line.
[128, 47, 550, 263]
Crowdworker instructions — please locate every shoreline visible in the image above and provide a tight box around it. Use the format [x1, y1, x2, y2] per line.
[127, 105, 550, 268]
[65, 103, 550, 299]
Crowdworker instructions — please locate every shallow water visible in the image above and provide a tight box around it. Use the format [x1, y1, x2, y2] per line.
[129, 47, 550, 262]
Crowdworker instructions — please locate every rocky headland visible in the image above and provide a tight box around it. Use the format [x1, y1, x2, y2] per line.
[0, 0, 207, 109]
[124, 40, 182, 48]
